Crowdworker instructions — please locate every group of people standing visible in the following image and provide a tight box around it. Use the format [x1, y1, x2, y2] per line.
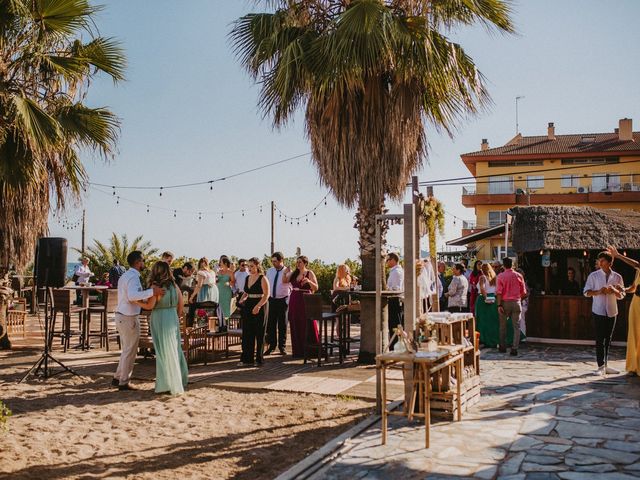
[110, 249, 337, 396]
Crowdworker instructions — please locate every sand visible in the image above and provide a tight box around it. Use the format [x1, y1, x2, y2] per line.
[0, 375, 373, 479]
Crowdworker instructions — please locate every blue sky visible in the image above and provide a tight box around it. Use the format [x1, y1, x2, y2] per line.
[50, 0, 640, 263]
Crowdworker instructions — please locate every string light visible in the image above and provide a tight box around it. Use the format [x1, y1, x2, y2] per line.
[209, 182, 213, 191]
[146, 205, 150, 213]
[112, 186, 116, 196]
[174, 210, 177, 218]
[242, 210, 245, 217]
[116, 196, 120, 205]
[159, 187, 163, 197]
[198, 212, 202, 220]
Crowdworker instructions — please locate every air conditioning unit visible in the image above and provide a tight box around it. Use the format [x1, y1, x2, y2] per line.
[577, 186, 589, 193]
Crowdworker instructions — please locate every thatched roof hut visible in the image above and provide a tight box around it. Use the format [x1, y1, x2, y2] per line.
[511, 206, 640, 252]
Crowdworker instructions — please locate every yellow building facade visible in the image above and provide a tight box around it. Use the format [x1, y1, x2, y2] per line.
[451, 119, 640, 260]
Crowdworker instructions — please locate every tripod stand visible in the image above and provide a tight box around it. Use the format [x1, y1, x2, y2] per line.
[19, 287, 78, 382]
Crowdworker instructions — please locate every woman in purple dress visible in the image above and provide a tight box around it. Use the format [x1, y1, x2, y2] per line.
[284, 256, 319, 358]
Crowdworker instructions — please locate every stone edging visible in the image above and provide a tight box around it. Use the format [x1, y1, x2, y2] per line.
[275, 400, 403, 480]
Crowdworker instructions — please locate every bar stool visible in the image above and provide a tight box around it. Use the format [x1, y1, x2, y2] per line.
[302, 294, 341, 366]
[87, 289, 119, 350]
[50, 288, 88, 352]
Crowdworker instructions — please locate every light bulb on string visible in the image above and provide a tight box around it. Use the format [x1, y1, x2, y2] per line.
[221, 213, 224, 220]
[209, 182, 213, 191]
[116, 196, 120, 205]
[324, 198, 327, 206]
[305, 216, 308, 223]
[174, 210, 177, 218]
[260, 205, 263, 213]
[297, 219, 300, 226]
[146, 205, 150, 213]
[198, 212, 202, 221]
[159, 187, 163, 197]
[313, 210, 316, 216]
[242, 210, 245, 217]
[112, 186, 116, 196]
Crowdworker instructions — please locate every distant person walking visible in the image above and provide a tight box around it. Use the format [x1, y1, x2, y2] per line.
[584, 250, 624, 375]
[112, 251, 164, 390]
[108, 259, 126, 288]
[496, 257, 527, 356]
[607, 246, 640, 376]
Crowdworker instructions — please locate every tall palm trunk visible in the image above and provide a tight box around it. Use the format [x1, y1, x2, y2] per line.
[355, 200, 387, 363]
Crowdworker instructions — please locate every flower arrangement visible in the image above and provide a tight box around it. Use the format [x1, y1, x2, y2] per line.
[417, 313, 438, 351]
[195, 309, 208, 328]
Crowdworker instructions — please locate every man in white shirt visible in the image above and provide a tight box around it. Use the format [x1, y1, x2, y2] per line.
[386, 253, 404, 338]
[584, 251, 625, 375]
[112, 250, 164, 390]
[265, 252, 292, 355]
[234, 259, 250, 296]
[74, 257, 93, 284]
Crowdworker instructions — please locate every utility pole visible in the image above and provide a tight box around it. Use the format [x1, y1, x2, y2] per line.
[270, 201, 275, 255]
[81, 209, 86, 255]
[515, 95, 525, 135]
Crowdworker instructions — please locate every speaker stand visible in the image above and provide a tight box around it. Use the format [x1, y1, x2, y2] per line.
[19, 288, 79, 383]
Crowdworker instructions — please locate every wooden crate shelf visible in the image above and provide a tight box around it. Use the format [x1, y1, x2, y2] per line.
[430, 375, 481, 420]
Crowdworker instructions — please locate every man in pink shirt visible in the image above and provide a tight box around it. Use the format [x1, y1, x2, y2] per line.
[496, 257, 527, 356]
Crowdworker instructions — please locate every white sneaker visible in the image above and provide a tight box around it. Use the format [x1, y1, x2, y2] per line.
[595, 366, 606, 376]
[605, 366, 620, 374]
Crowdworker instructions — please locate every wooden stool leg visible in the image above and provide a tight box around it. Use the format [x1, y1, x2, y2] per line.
[425, 364, 431, 448]
[457, 357, 463, 421]
[381, 364, 388, 445]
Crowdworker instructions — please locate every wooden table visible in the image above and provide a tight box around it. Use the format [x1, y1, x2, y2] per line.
[377, 348, 464, 448]
[64, 285, 108, 348]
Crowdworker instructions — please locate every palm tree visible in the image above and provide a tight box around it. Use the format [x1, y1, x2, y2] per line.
[73, 233, 157, 279]
[0, 0, 125, 272]
[231, 0, 513, 361]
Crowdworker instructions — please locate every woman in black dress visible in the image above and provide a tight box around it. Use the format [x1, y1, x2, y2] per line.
[238, 257, 270, 367]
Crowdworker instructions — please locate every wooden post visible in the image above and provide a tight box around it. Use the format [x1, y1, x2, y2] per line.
[81, 209, 86, 255]
[404, 203, 417, 337]
[270, 201, 275, 254]
[375, 214, 383, 414]
[403, 203, 416, 414]
[412, 176, 421, 317]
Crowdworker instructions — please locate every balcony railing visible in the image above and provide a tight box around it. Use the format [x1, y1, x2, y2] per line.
[462, 220, 477, 229]
[462, 185, 476, 195]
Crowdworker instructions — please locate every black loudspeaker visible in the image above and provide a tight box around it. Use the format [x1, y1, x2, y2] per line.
[36, 237, 68, 288]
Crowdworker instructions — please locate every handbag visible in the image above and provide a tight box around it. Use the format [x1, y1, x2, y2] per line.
[71, 273, 79, 282]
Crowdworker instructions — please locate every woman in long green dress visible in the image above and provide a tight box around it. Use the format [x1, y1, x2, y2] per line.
[137, 261, 188, 395]
[216, 255, 235, 330]
[475, 263, 500, 347]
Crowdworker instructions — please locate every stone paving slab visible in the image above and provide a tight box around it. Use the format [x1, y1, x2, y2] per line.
[312, 344, 640, 479]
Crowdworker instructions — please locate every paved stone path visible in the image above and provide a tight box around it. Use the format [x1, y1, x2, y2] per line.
[313, 344, 640, 480]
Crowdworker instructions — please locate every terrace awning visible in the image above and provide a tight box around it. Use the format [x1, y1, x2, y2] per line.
[446, 224, 506, 247]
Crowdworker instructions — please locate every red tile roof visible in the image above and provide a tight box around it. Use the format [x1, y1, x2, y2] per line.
[462, 132, 640, 157]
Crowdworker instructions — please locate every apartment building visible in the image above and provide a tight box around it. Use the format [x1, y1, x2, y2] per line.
[449, 118, 640, 260]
